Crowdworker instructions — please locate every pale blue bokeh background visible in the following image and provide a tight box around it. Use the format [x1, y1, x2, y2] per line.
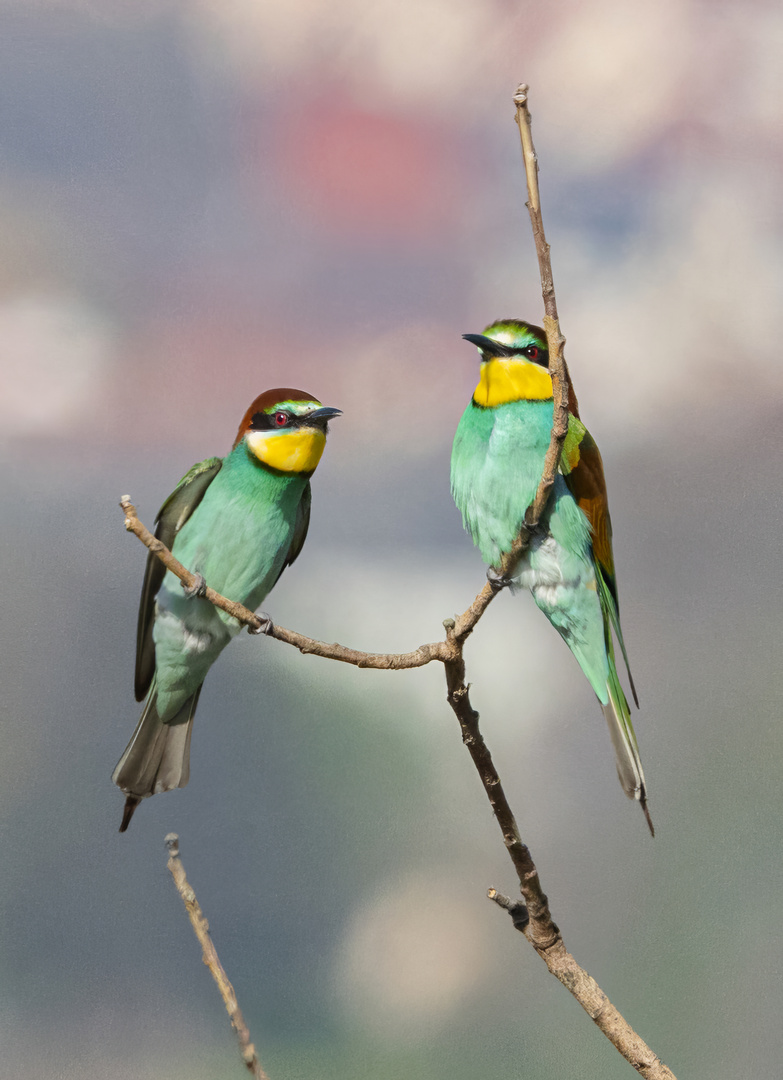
[1, 2, 781, 1077]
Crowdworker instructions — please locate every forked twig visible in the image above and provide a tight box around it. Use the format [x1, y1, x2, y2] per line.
[122, 494, 673, 1077]
[120, 85, 676, 1080]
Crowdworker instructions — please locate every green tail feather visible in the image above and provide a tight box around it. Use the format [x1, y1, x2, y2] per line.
[602, 650, 653, 835]
[596, 566, 639, 707]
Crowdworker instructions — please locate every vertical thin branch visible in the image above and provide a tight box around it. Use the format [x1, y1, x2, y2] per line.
[514, 82, 578, 437]
[514, 83, 556, 321]
[112, 81, 677, 1080]
[442, 621, 676, 1077]
[165, 834, 270, 1080]
[442, 629, 558, 949]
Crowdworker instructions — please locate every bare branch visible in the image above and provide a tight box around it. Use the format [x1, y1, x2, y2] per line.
[490, 888, 676, 1080]
[121, 495, 263, 631]
[121, 495, 449, 668]
[120, 485, 674, 1077]
[262, 620, 446, 670]
[512, 84, 573, 539]
[442, 629, 558, 950]
[445, 651, 676, 1079]
[117, 85, 676, 1080]
[164, 834, 270, 1080]
[505, 82, 675, 1080]
[513, 84, 555, 320]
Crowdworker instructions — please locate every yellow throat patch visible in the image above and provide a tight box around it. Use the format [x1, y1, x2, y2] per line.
[246, 428, 326, 473]
[473, 358, 553, 407]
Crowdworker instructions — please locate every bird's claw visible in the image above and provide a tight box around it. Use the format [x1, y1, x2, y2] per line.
[248, 611, 274, 636]
[487, 566, 512, 592]
[182, 573, 207, 598]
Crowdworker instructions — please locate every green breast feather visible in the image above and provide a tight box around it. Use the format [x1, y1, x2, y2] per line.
[451, 397, 554, 566]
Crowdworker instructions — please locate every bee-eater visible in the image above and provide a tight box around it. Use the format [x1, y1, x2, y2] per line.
[450, 320, 652, 834]
[113, 389, 341, 832]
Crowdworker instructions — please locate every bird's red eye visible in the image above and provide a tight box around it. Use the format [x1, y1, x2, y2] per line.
[525, 346, 539, 360]
[274, 411, 289, 427]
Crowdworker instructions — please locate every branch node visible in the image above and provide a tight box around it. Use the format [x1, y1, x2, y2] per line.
[488, 887, 529, 931]
[487, 886, 508, 908]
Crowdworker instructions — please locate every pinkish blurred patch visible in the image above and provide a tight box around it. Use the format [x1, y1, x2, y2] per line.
[268, 98, 468, 247]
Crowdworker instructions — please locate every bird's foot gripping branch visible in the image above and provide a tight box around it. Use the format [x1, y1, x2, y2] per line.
[182, 572, 208, 598]
[247, 611, 274, 636]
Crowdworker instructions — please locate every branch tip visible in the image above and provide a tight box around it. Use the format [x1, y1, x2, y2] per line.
[164, 833, 270, 1079]
[487, 888, 529, 931]
[513, 83, 529, 106]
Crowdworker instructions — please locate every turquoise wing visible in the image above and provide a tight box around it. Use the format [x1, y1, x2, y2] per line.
[134, 457, 223, 700]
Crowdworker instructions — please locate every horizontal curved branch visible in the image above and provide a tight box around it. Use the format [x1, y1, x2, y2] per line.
[120, 495, 263, 629]
[120, 495, 451, 669]
[117, 86, 674, 1073]
[268, 621, 446, 668]
[119, 487, 673, 1078]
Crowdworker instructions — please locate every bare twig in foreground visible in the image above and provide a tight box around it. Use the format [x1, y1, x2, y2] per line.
[165, 834, 270, 1080]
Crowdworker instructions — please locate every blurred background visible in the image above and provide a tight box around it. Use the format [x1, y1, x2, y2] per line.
[1, 0, 781, 1077]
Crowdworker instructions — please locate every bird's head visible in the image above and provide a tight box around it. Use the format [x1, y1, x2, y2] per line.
[234, 388, 342, 474]
[463, 319, 552, 407]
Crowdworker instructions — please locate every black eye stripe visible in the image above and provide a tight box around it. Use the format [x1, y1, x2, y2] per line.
[507, 345, 548, 367]
[250, 410, 296, 430]
[249, 411, 273, 430]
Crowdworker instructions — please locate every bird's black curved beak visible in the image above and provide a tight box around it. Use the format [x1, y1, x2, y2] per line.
[462, 333, 514, 358]
[305, 406, 343, 429]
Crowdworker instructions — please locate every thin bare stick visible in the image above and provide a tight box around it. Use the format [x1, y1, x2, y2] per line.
[513, 83, 573, 539]
[164, 834, 270, 1080]
[123, 504, 674, 1077]
[121, 494, 449, 668]
[513, 83, 556, 320]
[116, 85, 676, 1080]
[120, 496, 529, 665]
[121, 496, 264, 630]
[442, 624, 558, 949]
[490, 888, 675, 1080]
[445, 652, 675, 1079]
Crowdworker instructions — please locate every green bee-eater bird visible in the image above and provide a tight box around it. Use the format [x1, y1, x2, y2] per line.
[450, 320, 652, 834]
[113, 389, 341, 832]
